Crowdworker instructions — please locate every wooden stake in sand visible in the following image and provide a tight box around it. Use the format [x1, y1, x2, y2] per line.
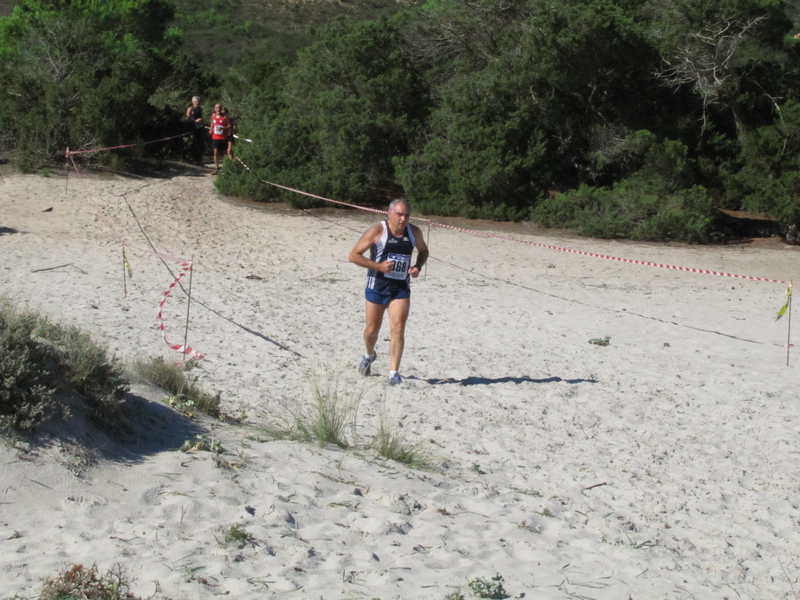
[184, 257, 195, 360]
[424, 221, 431, 280]
[777, 282, 793, 366]
[786, 282, 793, 367]
[122, 247, 128, 297]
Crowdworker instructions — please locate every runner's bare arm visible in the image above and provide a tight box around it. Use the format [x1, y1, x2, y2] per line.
[409, 224, 429, 278]
[349, 224, 393, 274]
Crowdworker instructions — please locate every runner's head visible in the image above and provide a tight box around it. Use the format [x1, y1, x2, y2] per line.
[389, 198, 411, 214]
[388, 199, 411, 228]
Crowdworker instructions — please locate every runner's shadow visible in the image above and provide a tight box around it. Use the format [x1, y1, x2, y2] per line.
[416, 375, 596, 386]
[0, 227, 18, 236]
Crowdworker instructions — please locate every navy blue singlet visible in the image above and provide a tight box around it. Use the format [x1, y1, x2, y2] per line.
[366, 221, 416, 295]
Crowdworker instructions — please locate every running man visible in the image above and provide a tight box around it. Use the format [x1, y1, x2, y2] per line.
[349, 199, 428, 385]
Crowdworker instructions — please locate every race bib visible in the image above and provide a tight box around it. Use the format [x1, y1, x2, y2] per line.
[385, 253, 410, 280]
[214, 125, 225, 135]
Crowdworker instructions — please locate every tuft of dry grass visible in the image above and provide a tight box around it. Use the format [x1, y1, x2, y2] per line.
[265, 360, 372, 449]
[373, 398, 428, 468]
[132, 356, 220, 418]
[33, 563, 162, 600]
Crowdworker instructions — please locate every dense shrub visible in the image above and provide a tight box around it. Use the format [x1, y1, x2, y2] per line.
[531, 136, 715, 243]
[0, 0, 214, 167]
[0, 300, 129, 433]
[0, 308, 58, 431]
[35, 320, 130, 429]
[532, 184, 713, 243]
[216, 16, 428, 208]
[725, 101, 800, 228]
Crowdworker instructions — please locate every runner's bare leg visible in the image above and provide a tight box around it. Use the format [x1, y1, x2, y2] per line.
[387, 297, 410, 372]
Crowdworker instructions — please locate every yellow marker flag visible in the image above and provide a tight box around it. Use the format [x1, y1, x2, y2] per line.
[775, 283, 793, 322]
[123, 247, 133, 279]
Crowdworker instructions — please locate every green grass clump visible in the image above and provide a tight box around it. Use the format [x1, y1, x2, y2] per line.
[133, 356, 220, 418]
[0, 299, 129, 433]
[373, 424, 426, 467]
[222, 523, 254, 546]
[468, 574, 509, 599]
[269, 364, 368, 449]
[373, 403, 427, 468]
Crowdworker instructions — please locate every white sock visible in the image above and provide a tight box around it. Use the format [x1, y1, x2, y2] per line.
[389, 370, 398, 378]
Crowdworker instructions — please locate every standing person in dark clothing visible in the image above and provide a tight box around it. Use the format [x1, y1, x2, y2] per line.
[185, 96, 204, 164]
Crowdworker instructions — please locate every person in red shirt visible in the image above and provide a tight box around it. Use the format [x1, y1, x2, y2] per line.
[209, 103, 230, 174]
[221, 107, 236, 159]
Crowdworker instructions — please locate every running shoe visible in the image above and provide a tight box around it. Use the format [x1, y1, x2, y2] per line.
[358, 352, 377, 376]
[387, 372, 403, 386]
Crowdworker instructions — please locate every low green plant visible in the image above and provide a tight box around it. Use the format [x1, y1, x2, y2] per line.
[181, 433, 223, 454]
[0, 299, 129, 433]
[588, 336, 611, 346]
[444, 591, 466, 600]
[133, 356, 220, 418]
[468, 574, 509, 599]
[223, 523, 254, 545]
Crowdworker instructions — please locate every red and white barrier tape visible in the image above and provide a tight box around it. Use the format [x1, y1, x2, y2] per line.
[416, 222, 790, 284]
[65, 132, 191, 157]
[253, 177, 789, 285]
[157, 261, 204, 361]
[65, 150, 201, 360]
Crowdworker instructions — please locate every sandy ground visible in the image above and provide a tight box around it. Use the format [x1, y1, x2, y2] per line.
[1, 168, 799, 600]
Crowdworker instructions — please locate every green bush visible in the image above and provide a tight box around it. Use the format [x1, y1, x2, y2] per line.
[34, 320, 129, 428]
[0, 0, 212, 168]
[0, 308, 58, 431]
[532, 183, 713, 243]
[725, 101, 800, 227]
[532, 137, 714, 243]
[216, 17, 428, 209]
[0, 300, 129, 433]
[394, 64, 548, 221]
